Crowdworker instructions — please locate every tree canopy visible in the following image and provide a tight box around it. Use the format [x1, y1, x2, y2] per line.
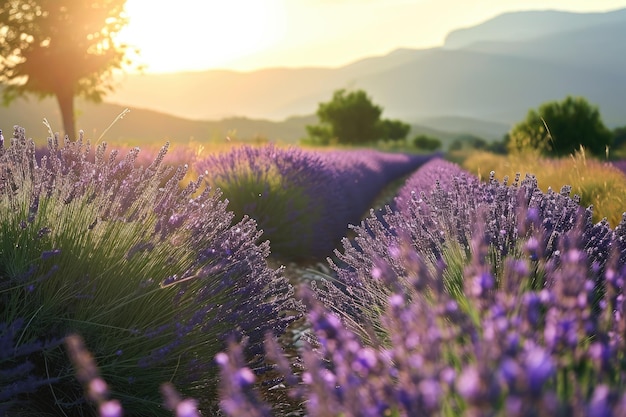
[412, 134, 442, 151]
[378, 118, 411, 142]
[612, 125, 626, 150]
[0, 0, 135, 139]
[306, 89, 410, 145]
[508, 96, 613, 157]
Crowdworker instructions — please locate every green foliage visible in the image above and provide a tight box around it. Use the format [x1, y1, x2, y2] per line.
[612, 125, 626, 149]
[0, 1, 136, 139]
[487, 134, 509, 155]
[448, 135, 490, 153]
[508, 96, 613, 157]
[412, 134, 442, 151]
[306, 89, 410, 145]
[304, 123, 336, 146]
[378, 118, 411, 142]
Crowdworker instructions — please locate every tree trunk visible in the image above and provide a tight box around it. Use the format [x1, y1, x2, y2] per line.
[55, 86, 76, 140]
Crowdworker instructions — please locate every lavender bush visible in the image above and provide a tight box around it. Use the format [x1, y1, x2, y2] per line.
[219, 234, 626, 415]
[215, 159, 626, 415]
[319, 149, 436, 222]
[197, 144, 342, 261]
[198, 145, 434, 261]
[394, 158, 480, 212]
[329, 158, 614, 340]
[0, 127, 298, 415]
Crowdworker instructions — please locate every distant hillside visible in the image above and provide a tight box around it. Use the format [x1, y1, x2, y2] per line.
[443, 8, 626, 49]
[458, 20, 626, 76]
[0, 95, 465, 149]
[348, 48, 626, 126]
[416, 116, 511, 140]
[3, 7, 625, 147]
[107, 67, 340, 122]
[0, 94, 315, 146]
[102, 7, 626, 129]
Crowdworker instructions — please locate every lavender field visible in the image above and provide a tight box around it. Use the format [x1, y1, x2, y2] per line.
[3, 126, 626, 416]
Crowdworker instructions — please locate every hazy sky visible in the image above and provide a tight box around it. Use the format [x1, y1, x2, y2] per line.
[116, 0, 626, 73]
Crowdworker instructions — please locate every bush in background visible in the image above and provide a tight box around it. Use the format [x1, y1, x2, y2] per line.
[412, 134, 442, 151]
[507, 96, 612, 157]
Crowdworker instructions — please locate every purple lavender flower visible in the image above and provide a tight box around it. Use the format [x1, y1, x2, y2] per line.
[218, 221, 626, 414]
[215, 340, 274, 417]
[197, 144, 434, 260]
[1, 126, 299, 415]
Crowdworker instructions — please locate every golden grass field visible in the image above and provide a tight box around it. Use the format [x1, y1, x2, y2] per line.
[461, 149, 626, 227]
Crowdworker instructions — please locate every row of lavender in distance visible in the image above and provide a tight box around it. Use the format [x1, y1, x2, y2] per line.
[215, 158, 626, 415]
[196, 145, 436, 262]
[0, 127, 299, 415]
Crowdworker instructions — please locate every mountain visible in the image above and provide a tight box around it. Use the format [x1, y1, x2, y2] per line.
[456, 20, 626, 76]
[107, 67, 338, 121]
[416, 116, 511, 140]
[0, 94, 317, 146]
[443, 8, 626, 49]
[3, 7, 625, 146]
[349, 48, 626, 126]
[0, 95, 463, 147]
[102, 7, 626, 130]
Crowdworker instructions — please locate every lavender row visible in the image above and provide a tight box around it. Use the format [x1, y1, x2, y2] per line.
[0, 127, 299, 415]
[394, 157, 482, 212]
[215, 159, 626, 415]
[332, 158, 615, 333]
[319, 149, 440, 224]
[197, 145, 436, 261]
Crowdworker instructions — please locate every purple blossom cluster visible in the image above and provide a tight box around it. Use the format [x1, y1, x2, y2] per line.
[197, 145, 434, 261]
[216, 158, 626, 416]
[394, 157, 481, 212]
[0, 127, 299, 415]
[319, 149, 438, 224]
[330, 158, 616, 338]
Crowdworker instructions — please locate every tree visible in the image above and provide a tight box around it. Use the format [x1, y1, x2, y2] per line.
[612, 126, 626, 150]
[485, 134, 509, 155]
[412, 134, 441, 151]
[508, 96, 613, 157]
[306, 89, 383, 145]
[378, 119, 411, 142]
[0, 1, 135, 139]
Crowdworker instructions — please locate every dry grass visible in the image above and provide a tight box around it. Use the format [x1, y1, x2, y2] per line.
[462, 149, 626, 227]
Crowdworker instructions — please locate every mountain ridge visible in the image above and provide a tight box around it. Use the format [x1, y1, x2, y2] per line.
[101, 7, 626, 128]
[2, 7, 625, 146]
[443, 7, 626, 49]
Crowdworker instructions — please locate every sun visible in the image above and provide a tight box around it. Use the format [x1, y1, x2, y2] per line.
[116, 0, 285, 73]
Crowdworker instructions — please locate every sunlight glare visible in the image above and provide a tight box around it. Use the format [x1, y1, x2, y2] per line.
[117, 0, 284, 73]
